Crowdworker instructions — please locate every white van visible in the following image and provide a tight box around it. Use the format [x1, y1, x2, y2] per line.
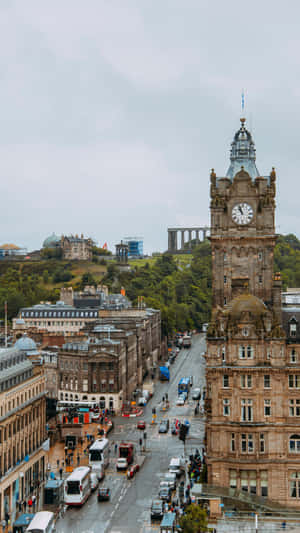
[26, 511, 55, 533]
[169, 457, 185, 477]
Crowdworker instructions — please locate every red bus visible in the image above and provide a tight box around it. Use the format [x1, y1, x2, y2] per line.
[119, 442, 134, 465]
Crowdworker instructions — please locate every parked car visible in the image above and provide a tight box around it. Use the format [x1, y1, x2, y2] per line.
[97, 487, 110, 502]
[176, 396, 185, 406]
[159, 486, 172, 502]
[164, 472, 177, 490]
[158, 419, 169, 433]
[169, 457, 185, 477]
[137, 420, 146, 430]
[90, 472, 99, 491]
[150, 500, 164, 520]
[116, 458, 128, 471]
[192, 388, 201, 400]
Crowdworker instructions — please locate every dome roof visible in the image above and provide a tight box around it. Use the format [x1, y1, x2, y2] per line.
[226, 294, 267, 320]
[15, 335, 37, 351]
[0, 243, 21, 250]
[226, 118, 260, 180]
[43, 233, 60, 248]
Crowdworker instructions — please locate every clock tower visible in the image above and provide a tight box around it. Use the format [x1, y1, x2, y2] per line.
[210, 118, 277, 309]
[205, 119, 298, 508]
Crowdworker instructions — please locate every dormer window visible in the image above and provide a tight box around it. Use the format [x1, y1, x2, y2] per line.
[290, 323, 297, 337]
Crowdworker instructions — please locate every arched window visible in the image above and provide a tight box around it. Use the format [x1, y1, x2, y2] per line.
[82, 395, 88, 400]
[109, 397, 114, 409]
[70, 394, 73, 400]
[289, 435, 300, 452]
[100, 397, 106, 409]
[75, 394, 79, 400]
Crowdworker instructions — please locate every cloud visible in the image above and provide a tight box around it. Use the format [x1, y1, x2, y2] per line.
[0, 0, 299, 252]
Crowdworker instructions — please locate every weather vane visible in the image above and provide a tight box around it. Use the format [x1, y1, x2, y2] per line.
[241, 90, 245, 115]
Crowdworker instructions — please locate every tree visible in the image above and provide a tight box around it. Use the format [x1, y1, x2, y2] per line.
[179, 504, 209, 533]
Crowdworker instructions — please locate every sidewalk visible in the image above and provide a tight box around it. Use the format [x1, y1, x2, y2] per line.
[48, 420, 113, 478]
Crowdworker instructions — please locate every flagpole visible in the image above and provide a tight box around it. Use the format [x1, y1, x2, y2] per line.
[5, 301, 7, 348]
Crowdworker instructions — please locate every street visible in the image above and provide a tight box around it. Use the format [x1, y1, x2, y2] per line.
[55, 334, 206, 533]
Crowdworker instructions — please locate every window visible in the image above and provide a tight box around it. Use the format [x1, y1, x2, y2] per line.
[83, 379, 88, 392]
[289, 435, 300, 453]
[224, 275, 227, 284]
[241, 375, 252, 388]
[261, 471, 268, 497]
[241, 399, 253, 421]
[223, 399, 230, 416]
[259, 275, 262, 284]
[229, 469, 237, 489]
[239, 345, 253, 359]
[289, 399, 300, 417]
[258, 252, 263, 261]
[241, 470, 256, 493]
[241, 434, 247, 452]
[224, 297, 227, 305]
[291, 349, 297, 363]
[264, 399, 271, 417]
[290, 323, 297, 337]
[83, 363, 88, 371]
[264, 375, 270, 388]
[290, 472, 300, 498]
[241, 434, 254, 453]
[224, 252, 227, 262]
[260, 433, 265, 453]
[231, 433, 235, 452]
[223, 375, 229, 388]
[289, 375, 300, 388]
[222, 347, 226, 362]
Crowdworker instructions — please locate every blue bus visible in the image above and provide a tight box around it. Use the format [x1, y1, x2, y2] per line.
[178, 377, 190, 395]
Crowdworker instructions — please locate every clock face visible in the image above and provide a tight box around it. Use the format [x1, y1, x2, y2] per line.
[232, 203, 253, 225]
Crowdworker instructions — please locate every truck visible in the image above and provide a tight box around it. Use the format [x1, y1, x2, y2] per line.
[182, 335, 192, 348]
[159, 366, 170, 381]
[119, 442, 135, 466]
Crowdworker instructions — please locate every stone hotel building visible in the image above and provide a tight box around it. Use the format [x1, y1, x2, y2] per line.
[206, 118, 300, 508]
[0, 347, 46, 522]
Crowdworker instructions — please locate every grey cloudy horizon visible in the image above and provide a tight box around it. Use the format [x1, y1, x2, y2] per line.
[0, 0, 299, 253]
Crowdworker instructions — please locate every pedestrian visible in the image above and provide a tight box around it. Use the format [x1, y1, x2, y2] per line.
[57, 459, 60, 468]
[114, 443, 118, 455]
[28, 498, 33, 511]
[1, 519, 6, 533]
[77, 455, 80, 466]
[59, 467, 63, 479]
[32, 494, 36, 511]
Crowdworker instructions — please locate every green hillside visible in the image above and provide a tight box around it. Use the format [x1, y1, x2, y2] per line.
[1, 233, 300, 335]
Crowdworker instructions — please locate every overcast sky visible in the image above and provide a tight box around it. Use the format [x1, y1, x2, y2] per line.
[0, 0, 299, 253]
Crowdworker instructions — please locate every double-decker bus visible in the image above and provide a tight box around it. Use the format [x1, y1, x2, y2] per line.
[64, 466, 91, 506]
[89, 438, 110, 474]
[178, 377, 190, 395]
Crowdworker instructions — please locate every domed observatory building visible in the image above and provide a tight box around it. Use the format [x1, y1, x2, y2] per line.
[205, 119, 300, 508]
